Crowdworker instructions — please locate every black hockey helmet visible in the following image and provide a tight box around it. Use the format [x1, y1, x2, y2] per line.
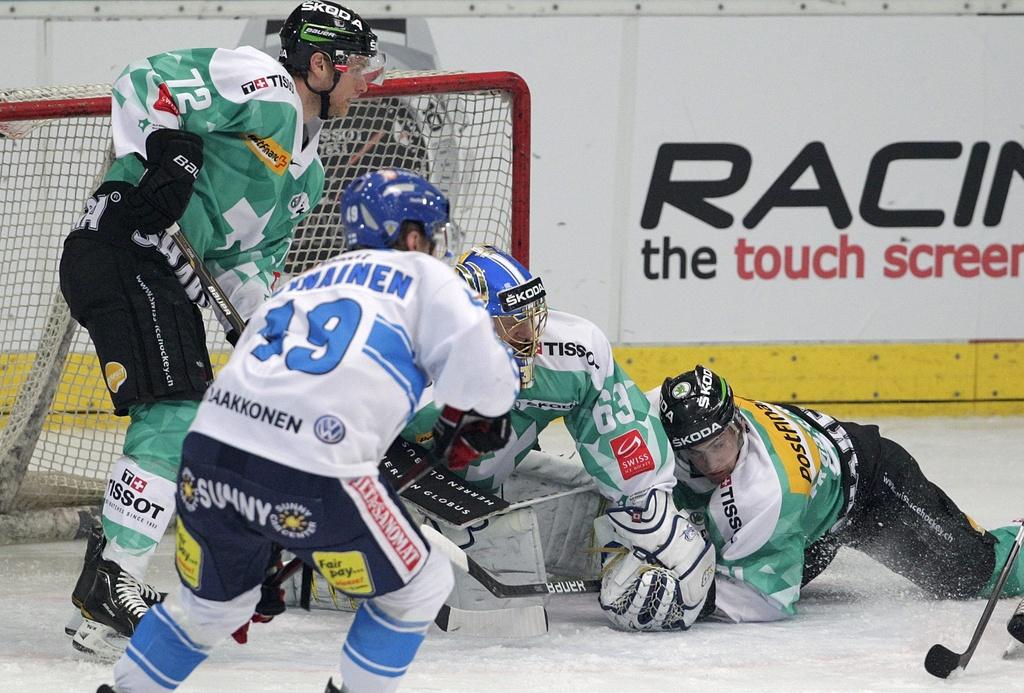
[279, 1, 383, 77]
[659, 364, 736, 453]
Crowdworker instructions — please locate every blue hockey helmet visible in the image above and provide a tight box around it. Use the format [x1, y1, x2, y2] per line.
[454, 244, 548, 387]
[340, 168, 462, 260]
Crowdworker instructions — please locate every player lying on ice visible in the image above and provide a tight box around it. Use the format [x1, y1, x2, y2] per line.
[650, 363, 1024, 627]
[96, 168, 520, 693]
[399, 245, 717, 632]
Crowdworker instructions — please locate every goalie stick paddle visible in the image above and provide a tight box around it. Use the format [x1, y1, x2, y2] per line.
[166, 222, 245, 342]
[925, 519, 1024, 679]
[420, 523, 601, 599]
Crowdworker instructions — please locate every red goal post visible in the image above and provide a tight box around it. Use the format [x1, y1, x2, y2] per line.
[0, 70, 530, 543]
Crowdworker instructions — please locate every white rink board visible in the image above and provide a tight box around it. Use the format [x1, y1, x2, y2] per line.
[3, 13, 1024, 343]
[621, 15, 1024, 343]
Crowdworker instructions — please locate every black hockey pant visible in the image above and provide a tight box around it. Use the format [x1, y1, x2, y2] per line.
[802, 422, 997, 598]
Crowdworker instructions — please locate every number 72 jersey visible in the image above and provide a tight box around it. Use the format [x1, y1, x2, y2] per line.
[188, 249, 521, 480]
[105, 46, 325, 315]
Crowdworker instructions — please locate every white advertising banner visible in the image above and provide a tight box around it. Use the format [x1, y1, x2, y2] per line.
[624, 16, 1024, 342]
[5, 12, 1023, 344]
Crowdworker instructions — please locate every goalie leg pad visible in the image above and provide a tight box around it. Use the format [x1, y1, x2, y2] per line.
[60, 233, 212, 415]
[436, 506, 547, 612]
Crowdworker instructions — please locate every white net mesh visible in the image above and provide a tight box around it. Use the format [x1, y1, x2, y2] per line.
[0, 72, 527, 521]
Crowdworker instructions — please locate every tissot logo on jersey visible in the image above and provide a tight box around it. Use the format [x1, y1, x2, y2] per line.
[720, 476, 742, 530]
[611, 428, 656, 480]
[240, 74, 295, 95]
[539, 341, 599, 369]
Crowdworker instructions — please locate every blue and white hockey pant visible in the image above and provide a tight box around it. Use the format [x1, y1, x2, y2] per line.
[112, 432, 454, 692]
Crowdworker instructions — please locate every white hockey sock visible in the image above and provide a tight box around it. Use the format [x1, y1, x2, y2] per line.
[101, 456, 177, 581]
[340, 549, 453, 692]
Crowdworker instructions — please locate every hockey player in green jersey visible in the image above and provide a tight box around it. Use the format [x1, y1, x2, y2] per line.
[59, 0, 383, 658]
[653, 364, 1024, 626]
[406, 245, 715, 632]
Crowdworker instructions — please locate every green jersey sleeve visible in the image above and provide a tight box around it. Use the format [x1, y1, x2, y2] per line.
[107, 46, 325, 318]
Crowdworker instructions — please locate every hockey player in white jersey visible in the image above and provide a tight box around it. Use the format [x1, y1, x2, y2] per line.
[97, 169, 519, 693]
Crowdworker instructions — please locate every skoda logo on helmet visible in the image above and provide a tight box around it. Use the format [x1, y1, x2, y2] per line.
[671, 381, 692, 399]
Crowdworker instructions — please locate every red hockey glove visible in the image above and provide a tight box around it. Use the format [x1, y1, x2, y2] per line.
[431, 406, 512, 471]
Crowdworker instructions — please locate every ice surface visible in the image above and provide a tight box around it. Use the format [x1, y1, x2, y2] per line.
[2, 417, 1022, 692]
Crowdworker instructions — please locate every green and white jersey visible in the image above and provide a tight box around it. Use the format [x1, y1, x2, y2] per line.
[405, 309, 675, 504]
[670, 397, 847, 622]
[107, 46, 325, 317]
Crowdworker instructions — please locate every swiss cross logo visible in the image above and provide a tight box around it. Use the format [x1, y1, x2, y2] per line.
[121, 468, 148, 493]
[610, 429, 655, 480]
[348, 477, 422, 572]
[153, 83, 180, 116]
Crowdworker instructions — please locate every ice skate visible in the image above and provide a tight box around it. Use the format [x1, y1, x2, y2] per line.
[65, 525, 106, 637]
[1004, 597, 1024, 659]
[71, 558, 164, 660]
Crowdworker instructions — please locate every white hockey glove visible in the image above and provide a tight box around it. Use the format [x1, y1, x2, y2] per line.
[595, 489, 715, 631]
[131, 229, 210, 308]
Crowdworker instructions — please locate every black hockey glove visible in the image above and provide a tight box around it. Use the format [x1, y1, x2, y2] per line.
[232, 545, 289, 645]
[431, 405, 512, 471]
[125, 128, 204, 232]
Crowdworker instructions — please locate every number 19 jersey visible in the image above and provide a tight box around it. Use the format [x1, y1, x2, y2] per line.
[188, 249, 521, 479]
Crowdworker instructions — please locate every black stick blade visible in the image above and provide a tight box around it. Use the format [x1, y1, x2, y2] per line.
[925, 644, 963, 679]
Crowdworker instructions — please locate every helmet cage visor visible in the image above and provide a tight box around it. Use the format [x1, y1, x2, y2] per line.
[335, 51, 387, 85]
[493, 295, 548, 360]
[428, 220, 463, 264]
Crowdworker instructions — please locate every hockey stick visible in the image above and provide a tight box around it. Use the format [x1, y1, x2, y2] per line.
[165, 222, 245, 343]
[420, 523, 601, 599]
[925, 520, 1024, 678]
[434, 603, 548, 637]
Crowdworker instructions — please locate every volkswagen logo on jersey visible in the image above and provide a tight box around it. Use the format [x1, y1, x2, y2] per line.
[179, 467, 198, 512]
[270, 502, 318, 539]
[314, 415, 346, 444]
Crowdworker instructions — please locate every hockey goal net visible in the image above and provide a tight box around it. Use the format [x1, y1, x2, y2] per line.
[0, 71, 530, 543]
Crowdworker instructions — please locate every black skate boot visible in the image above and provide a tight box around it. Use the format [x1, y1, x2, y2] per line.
[80, 558, 154, 636]
[66, 525, 106, 637]
[1010, 597, 1024, 642]
[71, 525, 106, 610]
[72, 559, 164, 660]
[66, 528, 164, 640]
[1005, 597, 1024, 659]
